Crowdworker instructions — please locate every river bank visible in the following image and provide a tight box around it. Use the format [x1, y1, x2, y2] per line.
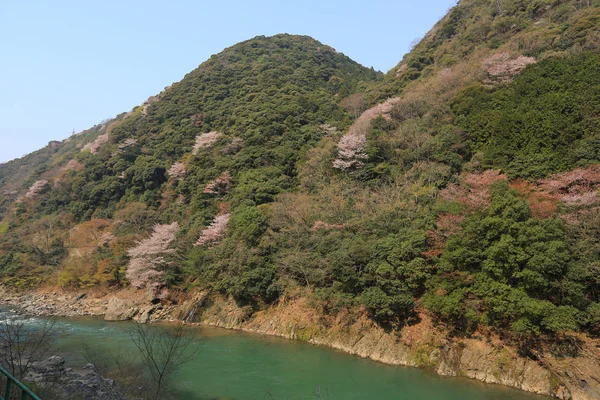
[1, 286, 599, 400]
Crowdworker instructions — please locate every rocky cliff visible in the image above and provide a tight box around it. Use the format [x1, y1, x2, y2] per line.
[2, 287, 599, 399]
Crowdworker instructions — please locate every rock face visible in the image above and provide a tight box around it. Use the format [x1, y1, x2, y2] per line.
[104, 298, 138, 321]
[25, 356, 125, 400]
[193, 295, 600, 400]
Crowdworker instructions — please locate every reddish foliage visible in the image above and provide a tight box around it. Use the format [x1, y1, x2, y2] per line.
[539, 165, 600, 207]
[510, 180, 559, 218]
[440, 170, 507, 210]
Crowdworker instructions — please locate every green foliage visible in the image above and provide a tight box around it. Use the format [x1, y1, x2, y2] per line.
[360, 286, 414, 323]
[424, 182, 585, 336]
[453, 53, 600, 179]
[229, 204, 268, 245]
[1, 1, 600, 349]
[231, 167, 292, 206]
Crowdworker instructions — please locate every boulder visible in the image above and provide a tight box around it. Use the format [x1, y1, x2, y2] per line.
[104, 298, 138, 321]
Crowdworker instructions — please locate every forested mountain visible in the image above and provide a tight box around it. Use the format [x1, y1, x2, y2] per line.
[2, 0, 600, 378]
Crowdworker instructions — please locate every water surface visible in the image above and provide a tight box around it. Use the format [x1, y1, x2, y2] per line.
[0, 308, 547, 400]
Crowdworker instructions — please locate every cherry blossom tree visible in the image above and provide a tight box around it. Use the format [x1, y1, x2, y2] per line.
[539, 166, 600, 207]
[167, 162, 186, 181]
[333, 97, 399, 170]
[126, 222, 179, 290]
[482, 52, 537, 83]
[203, 171, 231, 195]
[192, 131, 223, 155]
[82, 132, 110, 154]
[63, 159, 83, 172]
[25, 180, 49, 198]
[118, 138, 138, 149]
[194, 214, 230, 247]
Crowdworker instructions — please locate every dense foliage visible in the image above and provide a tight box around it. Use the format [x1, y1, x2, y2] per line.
[453, 53, 600, 179]
[424, 182, 584, 337]
[1, 0, 600, 350]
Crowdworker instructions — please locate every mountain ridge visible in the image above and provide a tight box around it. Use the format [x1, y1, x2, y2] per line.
[2, 2, 600, 398]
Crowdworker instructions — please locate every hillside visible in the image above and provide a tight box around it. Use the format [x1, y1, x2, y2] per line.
[0, 34, 380, 289]
[2, 1, 600, 398]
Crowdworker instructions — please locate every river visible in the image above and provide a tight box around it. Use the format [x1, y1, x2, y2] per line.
[0, 308, 547, 400]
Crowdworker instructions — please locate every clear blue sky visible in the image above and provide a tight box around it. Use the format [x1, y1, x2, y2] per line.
[0, 0, 457, 163]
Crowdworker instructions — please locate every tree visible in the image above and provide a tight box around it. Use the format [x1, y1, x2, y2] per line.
[426, 181, 582, 336]
[340, 93, 366, 119]
[114, 202, 156, 234]
[195, 214, 230, 247]
[126, 222, 179, 293]
[0, 317, 57, 380]
[29, 215, 69, 266]
[129, 323, 198, 400]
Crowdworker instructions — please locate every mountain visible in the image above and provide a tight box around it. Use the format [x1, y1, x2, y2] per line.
[0, 33, 380, 288]
[2, 1, 600, 398]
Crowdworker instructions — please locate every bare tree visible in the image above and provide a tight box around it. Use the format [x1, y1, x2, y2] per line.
[0, 316, 57, 380]
[339, 93, 366, 119]
[83, 344, 143, 399]
[129, 323, 199, 400]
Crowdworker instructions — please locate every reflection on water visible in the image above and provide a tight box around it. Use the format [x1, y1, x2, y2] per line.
[0, 307, 547, 400]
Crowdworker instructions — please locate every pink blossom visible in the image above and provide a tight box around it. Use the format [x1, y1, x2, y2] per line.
[333, 97, 400, 170]
[126, 258, 165, 289]
[203, 171, 231, 195]
[193, 131, 223, 155]
[118, 138, 138, 149]
[63, 159, 83, 172]
[539, 165, 600, 207]
[25, 180, 49, 198]
[482, 52, 537, 83]
[561, 191, 598, 207]
[82, 132, 110, 154]
[126, 222, 179, 289]
[195, 214, 230, 247]
[128, 222, 179, 258]
[167, 162, 186, 181]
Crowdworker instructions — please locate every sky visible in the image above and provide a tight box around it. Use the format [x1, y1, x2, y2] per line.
[0, 0, 457, 163]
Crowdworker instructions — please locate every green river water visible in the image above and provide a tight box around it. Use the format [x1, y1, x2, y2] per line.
[1, 308, 547, 400]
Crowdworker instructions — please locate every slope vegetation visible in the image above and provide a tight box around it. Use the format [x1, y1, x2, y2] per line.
[1, 1, 600, 398]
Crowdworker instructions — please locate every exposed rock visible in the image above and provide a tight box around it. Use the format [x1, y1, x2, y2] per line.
[104, 298, 138, 321]
[134, 305, 157, 324]
[74, 292, 87, 301]
[25, 356, 125, 400]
